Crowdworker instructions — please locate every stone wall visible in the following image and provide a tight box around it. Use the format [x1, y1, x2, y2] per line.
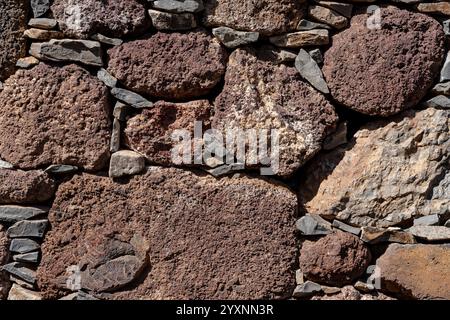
[0, 0, 449, 300]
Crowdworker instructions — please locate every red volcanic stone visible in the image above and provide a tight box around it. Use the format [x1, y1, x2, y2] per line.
[51, 0, 149, 38]
[0, 169, 55, 204]
[125, 100, 212, 165]
[0, 0, 28, 80]
[37, 167, 298, 299]
[107, 31, 227, 100]
[299, 232, 371, 286]
[322, 6, 445, 116]
[0, 63, 111, 171]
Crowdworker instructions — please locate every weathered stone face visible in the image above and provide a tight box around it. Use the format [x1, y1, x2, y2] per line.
[0, 0, 28, 81]
[323, 6, 445, 116]
[299, 108, 450, 228]
[0, 169, 55, 204]
[51, 0, 149, 38]
[107, 31, 227, 100]
[38, 167, 298, 300]
[0, 63, 111, 171]
[299, 232, 371, 286]
[0, 226, 10, 299]
[203, 0, 305, 36]
[125, 100, 212, 166]
[377, 244, 450, 300]
[212, 48, 338, 177]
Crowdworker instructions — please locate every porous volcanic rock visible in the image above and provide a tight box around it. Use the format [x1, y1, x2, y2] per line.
[0, 226, 10, 299]
[0, 169, 55, 204]
[203, 0, 305, 36]
[125, 100, 212, 165]
[0, 0, 28, 81]
[322, 6, 445, 116]
[299, 108, 450, 227]
[37, 167, 297, 299]
[212, 48, 338, 177]
[0, 63, 111, 171]
[299, 232, 371, 286]
[377, 244, 450, 299]
[107, 31, 227, 100]
[51, 0, 149, 38]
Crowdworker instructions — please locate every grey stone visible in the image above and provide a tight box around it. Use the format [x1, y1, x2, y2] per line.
[308, 48, 323, 65]
[0, 81, 3, 91]
[297, 19, 331, 31]
[445, 219, 450, 227]
[408, 226, 450, 241]
[443, 19, 450, 36]
[293, 281, 322, 298]
[111, 88, 153, 109]
[212, 27, 259, 49]
[44, 164, 78, 175]
[316, 1, 353, 18]
[414, 214, 441, 226]
[361, 227, 416, 244]
[321, 286, 341, 295]
[296, 270, 304, 285]
[13, 252, 40, 264]
[440, 52, 450, 82]
[259, 46, 297, 64]
[16, 57, 40, 69]
[91, 34, 123, 46]
[295, 49, 329, 94]
[7, 220, 48, 239]
[113, 102, 130, 121]
[0, 206, 48, 224]
[97, 68, 117, 88]
[423, 95, 450, 109]
[59, 291, 99, 300]
[432, 82, 450, 96]
[9, 239, 40, 254]
[28, 18, 57, 30]
[10, 275, 36, 290]
[269, 29, 329, 48]
[323, 121, 347, 150]
[109, 150, 146, 178]
[31, 0, 50, 18]
[7, 284, 42, 300]
[206, 163, 245, 177]
[332, 220, 361, 236]
[354, 281, 374, 293]
[0, 159, 14, 169]
[308, 5, 348, 30]
[152, 0, 204, 13]
[1, 263, 37, 285]
[110, 119, 121, 153]
[30, 39, 103, 67]
[148, 9, 196, 31]
[391, 0, 420, 3]
[295, 214, 332, 236]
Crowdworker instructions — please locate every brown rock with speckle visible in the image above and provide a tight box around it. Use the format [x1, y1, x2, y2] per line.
[0, 226, 10, 299]
[311, 286, 395, 300]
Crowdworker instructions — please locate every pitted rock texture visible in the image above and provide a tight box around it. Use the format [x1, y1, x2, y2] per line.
[0, 0, 28, 81]
[0, 63, 111, 171]
[299, 232, 371, 286]
[107, 31, 227, 100]
[299, 108, 450, 227]
[203, 0, 305, 36]
[322, 6, 445, 116]
[38, 167, 297, 299]
[0, 226, 9, 299]
[0, 169, 55, 204]
[213, 48, 338, 178]
[51, 0, 149, 38]
[311, 286, 395, 300]
[125, 100, 212, 165]
[377, 244, 450, 300]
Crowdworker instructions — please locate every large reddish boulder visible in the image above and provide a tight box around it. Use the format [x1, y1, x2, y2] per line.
[38, 167, 298, 299]
[323, 6, 445, 116]
[107, 31, 227, 100]
[0, 63, 111, 171]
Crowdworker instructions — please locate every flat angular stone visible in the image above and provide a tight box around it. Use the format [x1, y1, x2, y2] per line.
[297, 19, 331, 30]
[16, 56, 40, 69]
[152, 0, 204, 13]
[28, 18, 57, 30]
[13, 252, 40, 264]
[110, 119, 121, 153]
[7, 220, 48, 239]
[9, 275, 35, 290]
[111, 88, 153, 109]
[8, 284, 42, 300]
[269, 29, 329, 48]
[31, 0, 50, 18]
[417, 2, 450, 16]
[212, 27, 259, 49]
[295, 270, 304, 285]
[24, 28, 64, 40]
[443, 19, 450, 35]
[44, 165, 79, 175]
[0, 159, 13, 169]
[308, 5, 348, 29]
[91, 34, 123, 46]
[109, 150, 146, 178]
[258, 46, 298, 64]
[295, 49, 329, 94]
[296, 214, 332, 236]
[0, 206, 48, 224]
[361, 227, 416, 244]
[431, 82, 450, 96]
[30, 39, 103, 67]
[424, 95, 450, 109]
[414, 214, 441, 226]
[1, 263, 37, 285]
[9, 239, 40, 254]
[206, 163, 245, 177]
[148, 9, 197, 31]
[97, 69, 117, 88]
[113, 102, 130, 121]
[332, 220, 361, 236]
[316, 1, 353, 18]
[292, 281, 322, 298]
[59, 291, 98, 300]
[408, 226, 450, 241]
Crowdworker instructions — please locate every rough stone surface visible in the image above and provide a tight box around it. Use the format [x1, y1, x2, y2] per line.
[423, 95, 450, 109]
[292, 281, 322, 298]
[7, 220, 48, 239]
[432, 81, 450, 96]
[0, 170, 55, 204]
[91, 34, 123, 46]
[110, 88, 153, 109]
[31, 0, 50, 18]
[0, 0, 28, 81]
[417, 2, 450, 16]
[361, 227, 416, 244]
[51, 0, 149, 38]
[269, 29, 329, 48]
[125, 100, 212, 166]
[152, 0, 204, 13]
[109, 150, 146, 178]
[16, 56, 40, 69]
[296, 214, 332, 236]
[108, 31, 227, 100]
[299, 108, 450, 227]
[8, 284, 42, 300]
[297, 19, 331, 30]
[0, 226, 10, 299]
[97, 68, 117, 88]
[212, 27, 259, 49]
[308, 5, 348, 29]
[323, 7, 445, 116]
[299, 232, 371, 286]
[203, 0, 305, 36]
[0, 63, 111, 171]
[311, 285, 395, 300]
[332, 220, 361, 236]
[28, 18, 57, 30]
[38, 168, 297, 299]
[377, 244, 450, 299]
[148, 9, 197, 31]
[408, 226, 450, 241]
[213, 48, 338, 178]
